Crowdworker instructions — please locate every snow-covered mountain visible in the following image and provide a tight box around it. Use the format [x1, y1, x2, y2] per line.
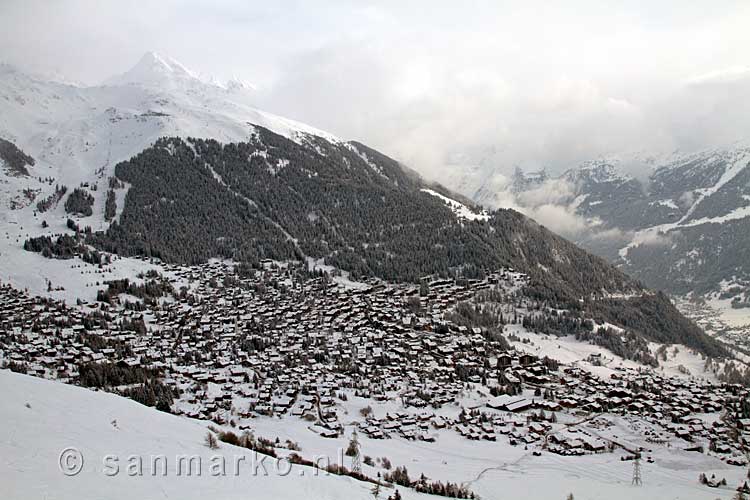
[104, 51, 202, 87]
[0, 51, 336, 188]
[0, 52, 340, 296]
[444, 145, 750, 341]
[5, 53, 750, 500]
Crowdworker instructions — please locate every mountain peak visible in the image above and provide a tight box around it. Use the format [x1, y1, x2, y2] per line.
[104, 51, 199, 87]
[137, 51, 172, 71]
[225, 75, 256, 92]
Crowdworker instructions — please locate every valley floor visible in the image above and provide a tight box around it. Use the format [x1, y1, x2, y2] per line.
[676, 296, 750, 349]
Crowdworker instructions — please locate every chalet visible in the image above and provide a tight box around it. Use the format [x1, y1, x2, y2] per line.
[519, 354, 537, 366]
[487, 395, 534, 413]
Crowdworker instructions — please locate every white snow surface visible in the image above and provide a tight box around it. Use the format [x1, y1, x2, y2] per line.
[505, 323, 720, 382]
[420, 188, 489, 221]
[0, 369, 425, 500]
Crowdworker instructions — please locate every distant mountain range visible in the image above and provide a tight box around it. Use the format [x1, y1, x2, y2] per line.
[441, 146, 750, 337]
[0, 52, 730, 359]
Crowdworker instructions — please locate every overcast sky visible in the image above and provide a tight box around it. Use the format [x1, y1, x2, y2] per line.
[2, 0, 749, 178]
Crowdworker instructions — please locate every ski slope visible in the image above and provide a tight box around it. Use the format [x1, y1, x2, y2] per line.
[0, 369, 418, 500]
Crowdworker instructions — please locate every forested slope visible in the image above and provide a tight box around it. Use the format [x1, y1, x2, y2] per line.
[89, 128, 727, 357]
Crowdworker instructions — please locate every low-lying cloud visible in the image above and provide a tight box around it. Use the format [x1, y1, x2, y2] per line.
[462, 171, 646, 256]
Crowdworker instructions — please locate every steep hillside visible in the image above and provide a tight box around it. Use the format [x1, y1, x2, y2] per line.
[87, 132, 726, 358]
[92, 133, 631, 290]
[443, 147, 750, 347]
[624, 218, 750, 295]
[0, 138, 34, 177]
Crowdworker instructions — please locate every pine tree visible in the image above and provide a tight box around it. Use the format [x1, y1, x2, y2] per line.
[205, 431, 219, 449]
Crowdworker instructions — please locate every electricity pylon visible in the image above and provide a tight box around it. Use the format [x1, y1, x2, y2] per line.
[632, 457, 643, 486]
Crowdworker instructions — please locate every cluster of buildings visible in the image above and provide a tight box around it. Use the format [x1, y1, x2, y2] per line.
[1, 259, 749, 466]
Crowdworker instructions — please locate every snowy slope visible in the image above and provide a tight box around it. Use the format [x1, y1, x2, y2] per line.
[618, 147, 750, 259]
[420, 188, 489, 221]
[0, 369, 419, 500]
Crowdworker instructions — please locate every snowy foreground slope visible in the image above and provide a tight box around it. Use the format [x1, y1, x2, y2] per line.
[1, 369, 745, 500]
[0, 370, 415, 500]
